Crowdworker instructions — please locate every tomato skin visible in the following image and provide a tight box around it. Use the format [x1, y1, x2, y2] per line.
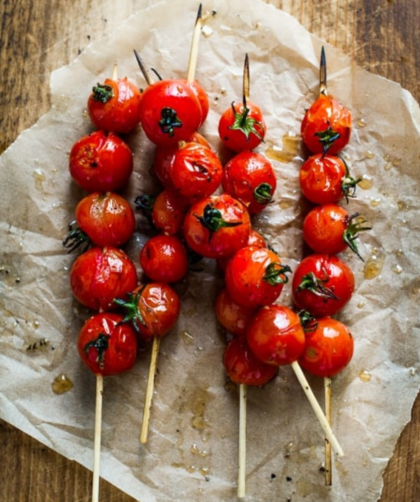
[225, 246, 290, 309]
[183, 194, 251, 259]
[70, 247, 138, 311]
[75, 192, 136, 248]
[140, 235, 188, 283]
[139, 79, 202, 147]
[224, 336, 278, 386]
[247, 305, 306, 366]
[298, 317, 354, 378]
[78, 312, 137, 376]
[182, 79, 209, 126]
[216, 227, 267, 272]
[215, 288, 257, 337]
[222, 152, 277, 214]
[218, 100, 266, 152]
[88, 78, 142, 134]
[301, 94, 352, 155]
[151, 189, 188, 236]
[292, 254, 355, 317]
[69, 131, 133, 192]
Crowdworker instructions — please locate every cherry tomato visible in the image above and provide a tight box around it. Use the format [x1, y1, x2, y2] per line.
[216, 227, 267, 272]
[215, 288, 257, 337]
[115, 283, 180, 341]
[301, 93, 352, 155]
[151, 189, 188, 235]
[224, 336, 278, 386]
[182, 79, 209, 126]
[169, 142, 223, 204]
[292, 254, 355, 317]
[225, 245, 291, 309]
[298, 317, 354, 378]
[139, 79, 202, 147]
[70, 247, 137, 311]
[140, 234, 188, 283]
[222, 152, 276, 214]
[302, 204, 370, 259]
[87, 77, 142, 134]
[218, 98, 266, 152]
[183, 194, 251, 259]
[69, 131, 133, 192]
[247, 304, 306, 366]
[78, 312, 137, 376]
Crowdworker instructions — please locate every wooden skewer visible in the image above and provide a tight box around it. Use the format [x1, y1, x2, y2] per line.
[92, 374, 104, 502]
[243, 53, 250, 102]
[291, 361, 344, 457]
[324, 376, 333, 485]
[140, 337, 161, 444]
[133, 49, 154, 86]
[237, 383, 247, 498]
[186, 3, 203, 83]
[319, 46, 328, 96]
[112, 61, 118, 81]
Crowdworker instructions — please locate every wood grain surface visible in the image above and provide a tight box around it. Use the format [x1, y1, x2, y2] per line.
[1, 0, 419, 500]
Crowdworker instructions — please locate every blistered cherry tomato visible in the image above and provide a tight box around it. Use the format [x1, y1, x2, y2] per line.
[298, 317, 354, 378]
[70, 247, 137, 311]
[140, 235, 188, 283]
[216, 227, 267, 272]
[224, 336, 278, 386]
[301, 93, 352, 155]
[78, 312, 137, 376]
[292, 254, 355, 317]
[215, 288, 257, 337]
[88, 77, 142, 134]
[69, 131, 133, 192]
[247, 305, 306, 366]
[222, 152, 276, 214]
[151, 189, 188, 235]
[225, 246, 291, 309]
[183, 194, 251, 259]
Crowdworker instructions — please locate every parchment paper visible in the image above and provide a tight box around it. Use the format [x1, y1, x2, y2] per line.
[1, 0, 420, 501]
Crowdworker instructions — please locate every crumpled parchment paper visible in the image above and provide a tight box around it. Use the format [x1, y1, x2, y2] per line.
[1, 0, 420, 501]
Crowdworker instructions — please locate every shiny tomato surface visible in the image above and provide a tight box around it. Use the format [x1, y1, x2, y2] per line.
[216, 227, 267, 272]
[151, 189, 188, 236]
[182, 79, 209, 126]
[215, 288, 257, 337]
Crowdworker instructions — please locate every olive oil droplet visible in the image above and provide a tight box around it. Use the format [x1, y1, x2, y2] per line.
[359, 370, 372, 382]
[52, 374, 73, 395]
[266, 133, 300, 163]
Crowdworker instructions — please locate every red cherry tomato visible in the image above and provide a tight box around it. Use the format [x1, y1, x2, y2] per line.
[78, 312, 137, 376]
[302, 204, 370, 259]
[69, 131, 133, 192]
[292, 254, 355, 317]
[115, 283, 180, 341]
[301, 93, 352, 155]
[225, 246, 291, 309]
[247, 304, 306, 366]
[87, 77, 142, 134]
[151, 189, 189, 235]
[224, 336, 278, 386]
[70, 247, 137, 311]
[218, 98, 266, 152]
[182, 79, 209, 126]
[215, 288, 257, 337]
[183, 194, 251, 259]
[140, 234, 188, 283]
[216, 227, 267, 272]
[139, 79, 202, 147]
[222, 152, 276, 214]
[298, 317, 354, 378]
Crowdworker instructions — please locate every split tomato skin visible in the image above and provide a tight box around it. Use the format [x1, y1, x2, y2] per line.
[215, 288, 257, 337]
[78, 312, 138, 376]
[69, 131, 133, 192]
[88, 77, 143, 134]
[70, 246, 137, 311]
[246, 305, 306, 366]
[298, 317, 354, 378]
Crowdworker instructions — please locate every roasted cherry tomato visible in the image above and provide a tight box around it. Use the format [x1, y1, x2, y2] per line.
[218, 97, 266, 153]
[292, 254, 355, 317]
[302, 203, 370, 259]
[115, 283, 180, 341]
[70, 247, 137, 311]
[87, 77, 142, 134]
[298, 316, 354, 378]
[182, 79, 209, 126]
[78, 312, 138, 376]
[301, 93, 352, 155]
[225, 245, 291, 309]
[139, 79, 202, 147]
[69, 131, 133, 192]
[183, 194, 251, 259]
[222, 151, 276, 214]
[299, 154, 360, 204]
[224, 336, 278, 386]
[150, 189, 188, 235]
[140, 234, 188, 283]
[215, 288, 257, 337]
[216, 227, 267, 272]
[246, 304, 306, 366]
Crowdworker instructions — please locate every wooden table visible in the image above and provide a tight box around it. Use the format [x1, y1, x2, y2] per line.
[1, 1, 419, 500]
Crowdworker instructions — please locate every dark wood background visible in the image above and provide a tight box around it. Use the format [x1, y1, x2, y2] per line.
[1, 0, 419, 500]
